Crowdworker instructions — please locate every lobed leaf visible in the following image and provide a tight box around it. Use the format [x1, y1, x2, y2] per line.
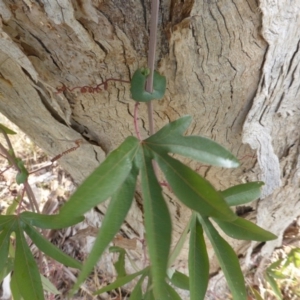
[199, 216, 247, 300]
[10, 274, 22, 300]
[153, 152, 236, 221]
[145, 116, 192, 143]
[221, 182, 264, 206]
[59, 136, 139, 218]
[214, 217, 276, 241]
[141, 151, 172, 299]
[0, 215, 15, 232]
[130, 68, 166, 102]
[189, 215, 209, 300]
[20, 211, 84, 229]
[14, 224, 44, 300]
[24, 224, 82, 269]
[71, 166, 138, 295]
[147, 135, 239, 168]
[0, 229, 11, 273]
[94, 268, 148, 295]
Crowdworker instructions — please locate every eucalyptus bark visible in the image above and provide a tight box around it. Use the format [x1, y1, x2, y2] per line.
[0, 0, 299, 298]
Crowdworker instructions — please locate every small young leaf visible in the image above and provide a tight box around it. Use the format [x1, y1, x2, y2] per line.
[0, 123, 17, 135]
[153, 153, 236, 221]
[265, 270, 283, 300]
[14, 224, 44, 300]
[170, 270, 189, 290]
[15, 159, 29, 185]
[189, 215, 209, 300]
[23, 224, 82, 269]
[5, 197, 20, 215]
[110, 246, 126, 277]
[130, 68, 166, 102]
[94, 268, 148, 295]
[145, 116, 192, 143]
[41, 274, 61, 295]
[59, 136, 139, 218]
[147, 135, 239, 168]
[214, 217, 277, 241]
[20, 211, 84, 229]
[221, 182, 264, 206]
[141, 152, 172, 299]
[70, 166, 138, 295]
[199, 216, 247, 300]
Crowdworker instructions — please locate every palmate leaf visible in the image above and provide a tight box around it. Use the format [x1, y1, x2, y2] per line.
[189, 215, 209, 300]
[199, 216, 247, 300]
[10, 274, 22, 300]
[0, 215, 15, 231]
[214, 217, 277, 241]
[14, 223, 44, 300]
[145, 116, 239, 168]
[23, 224, 82, 269]
[20, 211, 84, 229]
[221, 182, 264, 206]
[153, 152, 236, 221]
[59, 136, 139, 218]
[71, 166, 139, 295]
[140, 149, 172, 299]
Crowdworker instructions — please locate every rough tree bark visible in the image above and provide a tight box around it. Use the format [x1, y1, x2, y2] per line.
[0, 0, 299, 298]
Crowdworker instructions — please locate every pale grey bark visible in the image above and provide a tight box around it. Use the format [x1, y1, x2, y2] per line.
[0, 0, 299, 298]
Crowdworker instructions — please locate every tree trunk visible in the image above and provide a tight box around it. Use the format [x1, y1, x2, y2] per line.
[0, 0, 299, 297]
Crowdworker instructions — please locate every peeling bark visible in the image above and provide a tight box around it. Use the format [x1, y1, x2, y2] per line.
[0, 0, 299, 298]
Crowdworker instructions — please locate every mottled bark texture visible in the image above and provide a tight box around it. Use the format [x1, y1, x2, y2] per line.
[0, 0, 299, 297]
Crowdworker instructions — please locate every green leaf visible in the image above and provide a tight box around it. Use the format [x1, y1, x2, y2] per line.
[23, 224, 82, 269]
[59, 136, 139, 218]
[41, 274, 61, 295]
[214, 217, 277, 241]
[189, 215, 209, 300]
[165, 283, 182, 300]
[153, 153, 236, 221]
[265, 270, 283, 300]
[10, 274, 22, 300]
[0, 229, 11, 272]
[221, 182, 264, 206]
[169, 270, 189, 290]
[5, 197, 20, 215]
[94, 268, 148, 295]
[251, 288, 264, 300]
[141, 151, 172, 299]
[0, 215, 16, 231]
[71, 166, 138, 295]
[16, 159, 29, 185]
[168, 216, 192, 267]
[145, 116, 192, 143]
[110, 246, 127, 277]
[20, 211, 84, 229]
[130, 68, 166, 102]
[129, 271, 148, 300]
[147, 136, 239, 168]
[14, 224, 44, 300]
[199, 216, 247, 300]
[0, 123, 17, 135]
